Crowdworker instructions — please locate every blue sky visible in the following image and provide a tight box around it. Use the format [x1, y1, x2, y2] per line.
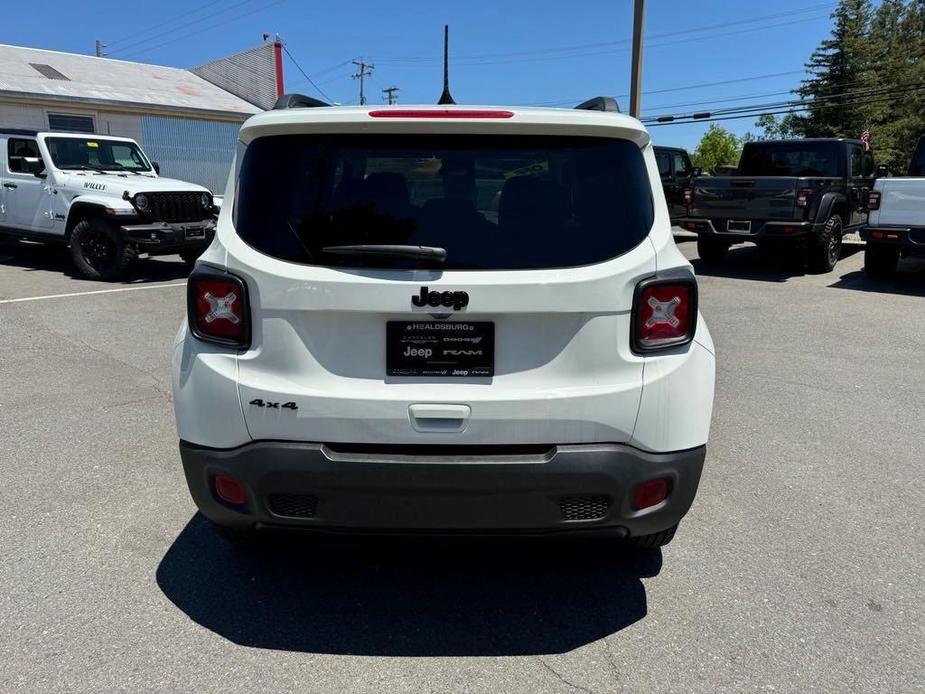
[2, 0, 838, 150]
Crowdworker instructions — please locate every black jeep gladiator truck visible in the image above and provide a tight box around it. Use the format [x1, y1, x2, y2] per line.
[678, 138, 878, 272]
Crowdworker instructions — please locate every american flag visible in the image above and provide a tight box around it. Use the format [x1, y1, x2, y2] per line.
[861, 128, 871, 151]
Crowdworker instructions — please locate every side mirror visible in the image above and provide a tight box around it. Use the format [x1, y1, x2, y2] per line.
[875, 164, 888, 178]
[24, 157, 46, 178]
[691, 167, 703, 178]
[152, 162, 160, 175]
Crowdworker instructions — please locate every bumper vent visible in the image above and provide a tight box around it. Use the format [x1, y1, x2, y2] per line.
[146, 192, 206, 223]
[559, 495, 611, 521]
[267, 493, 319, 518]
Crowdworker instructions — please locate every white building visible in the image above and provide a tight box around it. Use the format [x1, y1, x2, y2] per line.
[0, 42, 283, 193]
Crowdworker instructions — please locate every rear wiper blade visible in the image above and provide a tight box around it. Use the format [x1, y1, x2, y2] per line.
[320, 244, 447, 263]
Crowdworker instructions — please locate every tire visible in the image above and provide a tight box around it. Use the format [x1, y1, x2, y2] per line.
[807, 214, 843, 274]
[697, 235, 730, 264]
[626, 524, 678, 550]
[864, 243, 899, 278]
[179, 249, 202, 269]
[69, 218, 136, 281]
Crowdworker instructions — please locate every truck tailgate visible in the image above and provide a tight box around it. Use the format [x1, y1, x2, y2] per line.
[690, 177, 800, 221]
[870, 178, 925, 227]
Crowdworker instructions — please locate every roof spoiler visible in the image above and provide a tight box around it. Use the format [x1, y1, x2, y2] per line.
[273, 93, 331, 110]
[574, 96, 620, 113]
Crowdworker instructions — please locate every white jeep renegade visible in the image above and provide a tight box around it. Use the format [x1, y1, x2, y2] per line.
[172, 95, 716, 548]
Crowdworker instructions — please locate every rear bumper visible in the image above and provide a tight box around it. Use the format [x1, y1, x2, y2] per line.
[678, 218, 818, 239]
[120, 220, 215, 253]
[179, 440, 706, 537]
[860, 225, 925, 253]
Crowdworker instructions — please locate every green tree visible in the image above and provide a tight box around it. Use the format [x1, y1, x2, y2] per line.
[692, 125, 740, 173]
[743, 113, 800, 142]
[792, 0, 874, 138]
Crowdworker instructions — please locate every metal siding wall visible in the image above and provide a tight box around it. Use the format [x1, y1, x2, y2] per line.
[0, 102, 51, 129]
[190, 43, 277, 111]
[139, 116, 239, 194]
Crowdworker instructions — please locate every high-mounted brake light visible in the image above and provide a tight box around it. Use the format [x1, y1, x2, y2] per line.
[632, 274, 698, 353]
[368, 109, 514, 119]
[187, 270, 250, 348]
[795, 187, 814, 208]
[867, 190, 881, 210]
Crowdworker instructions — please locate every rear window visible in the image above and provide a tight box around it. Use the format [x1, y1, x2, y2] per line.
[234, 134, 653, 270]
[738, 142, 842, 178]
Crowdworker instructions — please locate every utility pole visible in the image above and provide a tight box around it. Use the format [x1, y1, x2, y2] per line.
[94, 39, 106, 57]
[352, 59, 374, 106]
[382, 86, 399, 105]
[629, 0, 645, 118]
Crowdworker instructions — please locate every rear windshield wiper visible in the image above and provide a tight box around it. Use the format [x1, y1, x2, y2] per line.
[321, 245, 447, 264]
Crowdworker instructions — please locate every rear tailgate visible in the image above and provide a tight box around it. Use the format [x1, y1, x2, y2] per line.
[870, 177, 925, 227]
[690, 176, 801, 222]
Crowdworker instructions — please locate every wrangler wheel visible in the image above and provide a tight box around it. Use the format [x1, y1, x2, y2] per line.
[863, 243, 899, 278]
[807, 214, 842, 274]
[70, 219, 135, 281]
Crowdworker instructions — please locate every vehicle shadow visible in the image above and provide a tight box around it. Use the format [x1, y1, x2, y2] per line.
[691, 244, 862, 283]
[156, 513, 660, 656]
[829, 256, 925, 297]
[0, 239, 190, 283]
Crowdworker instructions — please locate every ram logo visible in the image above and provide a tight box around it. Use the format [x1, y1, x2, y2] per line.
[444, 349, 483, 356]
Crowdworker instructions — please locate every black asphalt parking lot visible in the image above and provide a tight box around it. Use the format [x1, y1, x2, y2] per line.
[1, 235, 923, 693]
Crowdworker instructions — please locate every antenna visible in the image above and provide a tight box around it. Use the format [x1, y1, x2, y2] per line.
[437, 25, 455, 105]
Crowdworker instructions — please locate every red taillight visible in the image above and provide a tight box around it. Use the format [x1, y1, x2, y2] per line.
[188, 271, 250, 348]
[632, 275, 698, 353]
[633, 478, 670, 510]
[682, 188, 693, 206]
[795, 187, 814, 207]
[368, 109, 514, 119]
[214, 475, 247, 505]
[867, 191, 881, 210]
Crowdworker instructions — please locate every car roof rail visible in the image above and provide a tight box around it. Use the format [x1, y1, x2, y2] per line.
[273, 93, 331, 110]
[574, 96, 620, 113]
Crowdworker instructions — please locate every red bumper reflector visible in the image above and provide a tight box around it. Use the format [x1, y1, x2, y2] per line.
[368, 109, 514, 119]
[633, 478, 670, 510]
[782, 226, 797, 233]
[214, 475, 247, 505]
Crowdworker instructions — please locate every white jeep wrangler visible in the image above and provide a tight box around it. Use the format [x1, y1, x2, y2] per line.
[0, 129, 216, 280]
[172, 95, 716, 549]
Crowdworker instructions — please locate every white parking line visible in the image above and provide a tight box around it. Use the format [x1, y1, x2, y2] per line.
[0, 282, 186, 304]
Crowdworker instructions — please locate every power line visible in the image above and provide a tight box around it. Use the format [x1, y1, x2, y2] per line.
[113, 0, 264, 55]
[282, 44, 333, 102]
[647, 86, 925, 127]
[526, 70, 806, 108]
[642, 82, 925, 123]
[374, 2, 836, 64]
[106, 0, 226, 47]
[117, 0, 284, 60]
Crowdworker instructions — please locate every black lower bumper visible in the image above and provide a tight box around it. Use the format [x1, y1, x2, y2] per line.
[679, 218, 818, 240]
[120, 220, 215, 254]
[179, 440, 707, 537]
[860, 225, 925, 254]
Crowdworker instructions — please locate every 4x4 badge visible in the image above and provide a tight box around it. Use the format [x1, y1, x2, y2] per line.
[411, 286, 469, 310]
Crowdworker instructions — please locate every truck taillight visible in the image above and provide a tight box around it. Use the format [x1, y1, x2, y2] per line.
[682, 188, 693, 206]
[632, 274, 698, 353]
[867, 191, 881, 210]
[187, 270, 250, 348]
[795, 187, 814, 207]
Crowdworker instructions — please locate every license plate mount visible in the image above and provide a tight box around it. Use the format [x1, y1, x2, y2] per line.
[387, 321, 494, 377]
[726, 220, 752, 233]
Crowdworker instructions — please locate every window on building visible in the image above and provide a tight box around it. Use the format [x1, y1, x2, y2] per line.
[47, 113, 95, 134]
